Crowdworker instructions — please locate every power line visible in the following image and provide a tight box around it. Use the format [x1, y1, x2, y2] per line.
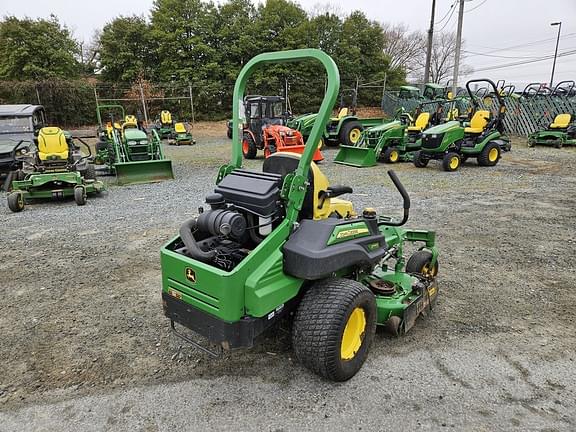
[435, 0, 457, 25]
[463, 50, 543, 59]
[438, 4, 458, 32]
[465, 0, 488, 13]
[467, 33, 576, 55]
[473, 49, 576, 72]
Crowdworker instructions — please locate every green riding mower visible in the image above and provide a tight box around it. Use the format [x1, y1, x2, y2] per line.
[169, 122, 196, 146]
[528, 113, 575, 148]
[95, 104, 174, 185]
[7, 127, 104, 212]
[161, 49, 440, 382]
[155, 110, 174, 139]
[413, 79, 512, 172]
[334, 100, 459, 168]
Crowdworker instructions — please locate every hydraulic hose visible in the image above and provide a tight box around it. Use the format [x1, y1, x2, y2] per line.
[179, 218, 216, 261]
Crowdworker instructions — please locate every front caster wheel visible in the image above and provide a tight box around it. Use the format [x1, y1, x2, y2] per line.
[7, 192, 25, 212]
[74, 186, 87, 206]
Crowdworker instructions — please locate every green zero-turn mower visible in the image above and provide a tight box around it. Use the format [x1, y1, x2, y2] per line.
[7, 127, 104, 212]
[528, 113, 575, 148]
[334, 100, 459, 168]
[412, 78, 512, 172]
[95, 104, 174, 185]
[169, 122, 196, 146]
[161, 49, 440, 381]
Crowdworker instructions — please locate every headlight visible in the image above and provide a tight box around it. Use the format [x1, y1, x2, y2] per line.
[431, 134, 437, 139]
[127, 141, 137, 146]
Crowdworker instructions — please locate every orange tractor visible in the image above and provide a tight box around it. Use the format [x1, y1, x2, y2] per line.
[239, 95, 323, 162]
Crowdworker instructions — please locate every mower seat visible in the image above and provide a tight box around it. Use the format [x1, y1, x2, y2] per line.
[464, 110, 490, 134]
[174, 122, 187, 133]
[124, 115, 138, 129]
[37, 127, 69, 162]
[262, 153, 355, 220]
[407, 112, 430, 132]
[331, 108, 349, 121]
[161, 110, 172, 125]
[550, 114, 571, 129]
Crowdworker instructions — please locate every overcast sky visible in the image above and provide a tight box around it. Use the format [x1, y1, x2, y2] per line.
[3, 0, 576, 88]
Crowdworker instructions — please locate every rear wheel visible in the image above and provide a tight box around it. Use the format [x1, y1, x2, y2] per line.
[242, 133, 257, 159]
[292, 278, 377, 381]
[74, 186, 87, 206]
[7, 192, 24, 212]
[383, 147, 400, 163]
[83, 164, 96, 180]
[478, 142, 500, 166]
[339, 121, 363, 146]
[413, 151, 429, 168]
[442, 152, 461, 172]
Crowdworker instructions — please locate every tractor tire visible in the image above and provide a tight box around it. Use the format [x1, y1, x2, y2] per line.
[83, 164, 97, 180]
[74, 186, 87, 206]
[242, 133, 258, 159]
[339, 121, 363, 146]
[413, 151, 429, 168]
[478, 142, 500, 167]
[406, 250, 439, 278]
[292, 278, 377, 382]
[227, 127, 233, 139]
[96, 141, 108, 152]
[264, 144, 276, 159]
[442, 152, 461, 172]
[383, 147, 400, 164]
[7, 192, 24, 213]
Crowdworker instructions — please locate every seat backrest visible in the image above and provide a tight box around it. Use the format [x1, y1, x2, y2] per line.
[37, 127, 68, 161]
[470, 110, 490, 130]
[414, 112, 430, 130]
[161, 110, 172, 124]
[174, 122, 187, 133]
[337, 107, 349, 119]
[551, 113, 571, 128]
[262, 153, 332, 220]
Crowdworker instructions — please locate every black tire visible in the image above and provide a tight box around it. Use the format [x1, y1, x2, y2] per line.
[413, 150, 429, 168]
[406, 250, 439, 278]
[7, 192, 24, 212]
[339, 121, 363, 146]
[478, 142, 501, 167]
[292, 278, 377, 382]
[527, 138, 535, 148]
[74, 186, 87, 206]
[242, 133, 258, 159]
[442, 152, 461, 172]
[96, 141, 108, 152]
[227, 127, 233, 139]
[383, 147, 400, 164]
[324, 138, 339, 147]
[83, 164, 97, 180]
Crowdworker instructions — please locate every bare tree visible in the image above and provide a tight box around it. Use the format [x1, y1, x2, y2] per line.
[415, 32, 473, 84]
[381, 23, 425, 78]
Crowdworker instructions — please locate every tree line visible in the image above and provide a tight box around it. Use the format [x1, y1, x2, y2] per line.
[0, 0, 467, 125]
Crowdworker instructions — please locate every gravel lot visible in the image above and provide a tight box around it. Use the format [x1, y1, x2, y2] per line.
[1, 121, 575, 431]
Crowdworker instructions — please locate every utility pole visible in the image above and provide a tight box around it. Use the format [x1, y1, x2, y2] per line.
[188, 83, 195, 128]
[138, 81, 149, 124]
[550, 22, 562, 87]
[424, 0, 436, 84]
[451, 0, 465, 99]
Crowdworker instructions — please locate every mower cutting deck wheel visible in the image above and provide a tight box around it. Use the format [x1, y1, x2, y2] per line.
[292, 278, 377, 381]
[7, 192, 24, 212]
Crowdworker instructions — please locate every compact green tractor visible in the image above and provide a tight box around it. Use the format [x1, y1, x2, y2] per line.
[398, 86, 421, 100]
[95, 104, 174, 184]
[7, 127, 104, 212]
[288, 89, 385, 147]
[334, 100, 458, 168]
[161, 49, 440, 381]
[413, 79, 511, 172]
[528, 113, 576, 148]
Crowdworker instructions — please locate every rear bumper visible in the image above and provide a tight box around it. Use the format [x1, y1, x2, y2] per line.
[162, 291, 296, 349]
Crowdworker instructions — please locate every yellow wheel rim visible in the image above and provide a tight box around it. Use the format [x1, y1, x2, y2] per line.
[317, 139, 324, 150]
[390, 150, 399, 162]
[449, 156, 459, 170]
[349, 128, 361, 144]
[488, 147, 498, 162]
[341, 307, 366, 360]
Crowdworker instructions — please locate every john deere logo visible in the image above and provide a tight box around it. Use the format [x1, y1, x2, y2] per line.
[185, 268, 196, 283]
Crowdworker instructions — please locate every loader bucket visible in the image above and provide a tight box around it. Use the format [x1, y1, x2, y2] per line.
[114, 159, 174, 185]
[334, 145, 378, 167]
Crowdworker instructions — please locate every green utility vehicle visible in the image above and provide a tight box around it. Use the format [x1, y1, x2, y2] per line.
[288, 89, 386, 147]
[161, 49, 440, 381]
[413, 79, 512, 172]
[95, 104, 174, 184]
[7, 126, 104, 212]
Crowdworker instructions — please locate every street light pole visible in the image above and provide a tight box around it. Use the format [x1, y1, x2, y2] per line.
[550, 21, 562, 87]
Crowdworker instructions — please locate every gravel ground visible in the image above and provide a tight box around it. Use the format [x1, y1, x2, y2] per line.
[1, 122, 575, 431]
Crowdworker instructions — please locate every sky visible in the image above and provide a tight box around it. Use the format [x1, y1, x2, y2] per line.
[3, 0, 576, 89]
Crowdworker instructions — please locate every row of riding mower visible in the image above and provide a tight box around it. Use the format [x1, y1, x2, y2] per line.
[95, 104, 174, 185]
[160, 49, 440, 381]
[413, 79, 512, 172]
[7, 127, 104, 212]
[334, 100, 459, 168]
[154, 110, 196, 145]
[528, 113, 576, 148]
[238, 95, 323, 162]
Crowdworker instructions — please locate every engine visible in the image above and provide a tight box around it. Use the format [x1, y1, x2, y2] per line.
[172, 169, 284, 271]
